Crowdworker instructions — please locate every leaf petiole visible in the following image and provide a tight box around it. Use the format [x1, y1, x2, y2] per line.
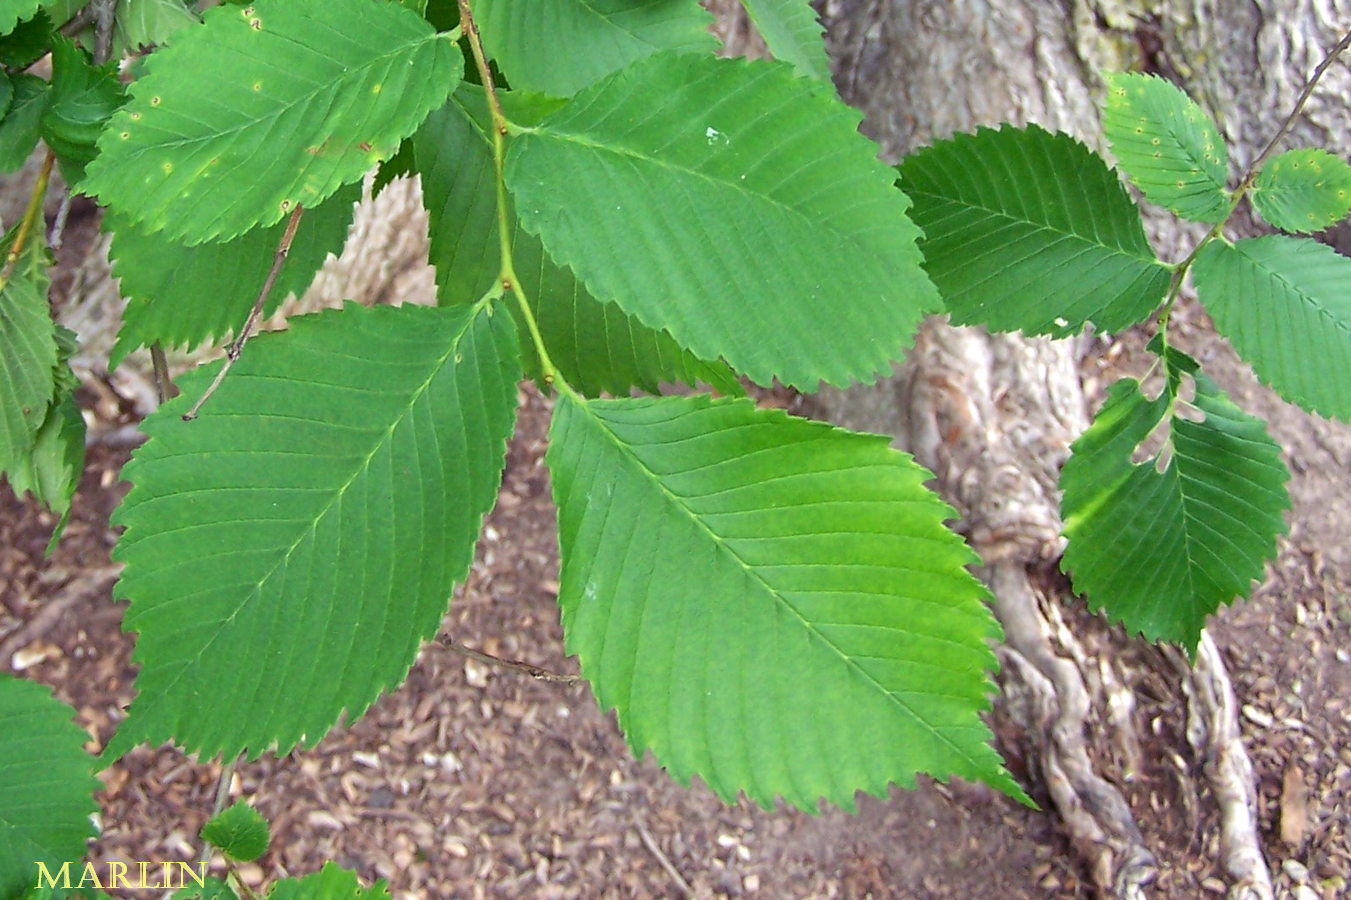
[456, 0, 560, 388]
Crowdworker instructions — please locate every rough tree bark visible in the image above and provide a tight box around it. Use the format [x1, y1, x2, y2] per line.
[719, 2, 1350, 897]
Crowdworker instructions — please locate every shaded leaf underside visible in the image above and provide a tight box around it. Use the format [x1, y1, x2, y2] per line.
[107, 182, 359, 366]
[1061, 352, 1288, 649]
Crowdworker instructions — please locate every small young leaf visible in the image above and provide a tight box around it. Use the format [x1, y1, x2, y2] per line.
[41, 36, 124, 186]
[266, 862, 389, 900]
[0, 675, 100, 900]
[508, 52, 939, 390]
[0, 231, 56, 479]
[106, 181, 359, 367]
[735, 0, 829, 80]
[416, 88, 737, 396]
[108, 302, 520, 762]
[169, 877, 238, 900]
[1250, 147, 1351, 233]
[548, 392, 1023, 810]
[475, 0, 715, 95]
[0, 73, 49, 172]
[201, 801, 269, 861]
[1060, 350, 1289, 650]
[898, 124, 1171, 336]
[83, 0, 461, 244]
[1193, 235, 1351, 420]
[1102, 71, 1230, 223]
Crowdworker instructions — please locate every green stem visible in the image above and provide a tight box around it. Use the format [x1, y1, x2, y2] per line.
[456, 0, 559, 387]
[1152, 27, 1351, 355]
[0, 149, 55, 294]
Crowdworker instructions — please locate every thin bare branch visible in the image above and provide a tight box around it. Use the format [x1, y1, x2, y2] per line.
[1237, 27, 1351, 191]
[182, 205, 304, 421]
[439, 635, 581, 684]
[631, 811, 694, 897]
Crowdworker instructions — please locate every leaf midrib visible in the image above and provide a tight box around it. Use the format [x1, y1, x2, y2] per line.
[908, 186, 1161, 263]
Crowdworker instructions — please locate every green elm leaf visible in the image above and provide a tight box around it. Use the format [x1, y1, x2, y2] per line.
[508, 52, 939, 391]
[475, 0, 715, 95]
[0, 11, 54, 69]
[1193, 235, 1351, 421]
[1102, 71, 1231, 223]
[113, 0, 200, 54]
[7, 382, 85, 554]
[201, 802, 268, 862]
[735, 0, 828, 80]
[41, 36, 124, 187]
[1060, 350, 1289, 651]
[266, 863, 389, 900]
[0, 0, 52, 33]
[106, 181, 359, 367]
[0, 230, 56, 480]
[0, 675, 100, 900]
[83, 0, 461, 244]
[898, 123, 1171, 336]
[416, 87, 738, 397]
[107, 302, 520, 762]
[0, 73, 49, 173]
[548, 391, 1023, 810]
[169, 877, 238, 900]
[1250, 147, 1351, 233]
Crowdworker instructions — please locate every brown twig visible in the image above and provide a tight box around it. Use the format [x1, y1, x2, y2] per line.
[630, 811, 694, 897]
[47, 191, 73, 250]
[1235, 27, 1351, 193]
[181, 205, 304, 420]
[0, 568, 119, 666]
[91, 0, 115, 64]
[439, 635, 581, 684]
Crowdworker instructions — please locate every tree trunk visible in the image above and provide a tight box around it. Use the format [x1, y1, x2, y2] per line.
[720, 1, 1350, 897]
